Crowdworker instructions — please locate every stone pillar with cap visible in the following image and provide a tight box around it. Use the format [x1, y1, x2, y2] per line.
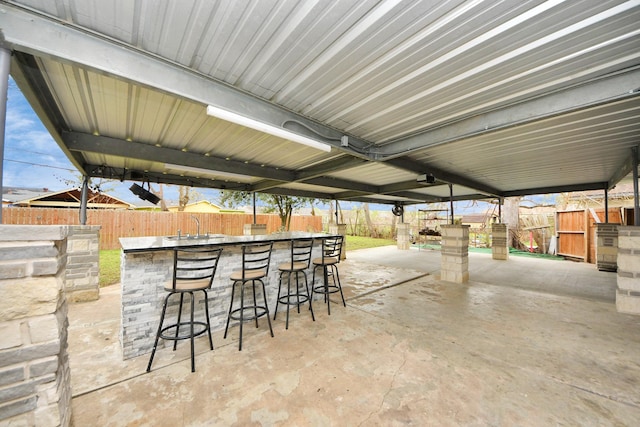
[440, 224, 470, 283]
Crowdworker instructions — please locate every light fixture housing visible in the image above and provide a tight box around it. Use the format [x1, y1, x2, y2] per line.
[206, 105, 332, 152]
[417, 173, 436, 185]
[129, 183, 161, 205]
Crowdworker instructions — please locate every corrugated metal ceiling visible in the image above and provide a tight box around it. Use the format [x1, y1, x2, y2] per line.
[2, 0, 639, 207]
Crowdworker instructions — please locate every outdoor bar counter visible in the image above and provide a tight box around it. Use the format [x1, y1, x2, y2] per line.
[119, 231, 335, 359]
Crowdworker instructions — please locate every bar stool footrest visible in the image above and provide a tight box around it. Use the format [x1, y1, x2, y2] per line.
[229, 306, 270, 322]
[277, 293, 310, 305]
[159, 321, 209, 342]
[312, 285, 341, 295]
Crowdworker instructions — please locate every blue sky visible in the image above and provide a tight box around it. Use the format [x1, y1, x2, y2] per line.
[3, 76, 501, 214]
[2, 77, 220, 205]
[4, 78, 78, 190]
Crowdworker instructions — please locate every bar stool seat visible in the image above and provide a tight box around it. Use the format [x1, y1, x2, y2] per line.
[311, 236, 346, 315]
[274, 238, 315, 329]
[146, 246, 223, 373]
[230, 269, 266, 281]
[224, 241, 274, 351]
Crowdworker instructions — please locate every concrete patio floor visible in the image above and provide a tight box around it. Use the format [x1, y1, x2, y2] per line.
[68, 246, 640, 426]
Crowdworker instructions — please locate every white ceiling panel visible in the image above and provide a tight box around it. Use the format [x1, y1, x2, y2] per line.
[2, 0, 639, 207]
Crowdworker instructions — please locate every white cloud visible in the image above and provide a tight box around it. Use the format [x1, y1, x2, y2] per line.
[3, 77, 78, 189]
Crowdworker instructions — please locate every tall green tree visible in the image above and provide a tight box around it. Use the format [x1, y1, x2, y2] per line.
[220, 191, 313, 231]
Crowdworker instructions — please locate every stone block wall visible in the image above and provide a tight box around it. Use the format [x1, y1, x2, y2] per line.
[65, 225, 101, 302]
[0, 225, 72, 427]
[491, 223, 509, 260]
[596, 223, 619, 272]
[616, 225, 640, 315]
[244, 223, 267, 235]
[440, 225, 470, 283]
[396, 223, 410, 250]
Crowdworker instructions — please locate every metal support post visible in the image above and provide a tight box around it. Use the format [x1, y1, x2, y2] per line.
[449, 183, 454, 224]
[80, 175, 89, 225]
[604, 187, 609, 223]
[252, 192, 257, 224]
[633, 146, 639, 226]
[0, 48, 11, 223]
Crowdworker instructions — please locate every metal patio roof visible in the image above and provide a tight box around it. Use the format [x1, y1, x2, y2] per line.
[1, 0, 639, 207]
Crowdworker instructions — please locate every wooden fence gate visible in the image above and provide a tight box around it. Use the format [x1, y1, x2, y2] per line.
[556, 208, 623, 263]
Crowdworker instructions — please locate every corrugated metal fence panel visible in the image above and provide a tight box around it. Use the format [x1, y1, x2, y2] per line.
[1, 208, 323, 250]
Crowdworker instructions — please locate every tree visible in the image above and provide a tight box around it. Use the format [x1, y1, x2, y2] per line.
[219, 190, 314, 231]
[148, 183, 168, 211]
[363, 203, 377, 237]
[265, 195, 310, 231]
[56, 173, 115, 194]
[503, 196, 522, 249]
[178, 186, 190, 211]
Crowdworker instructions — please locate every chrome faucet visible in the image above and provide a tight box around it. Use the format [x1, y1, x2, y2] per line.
[191, 215, 200, 237]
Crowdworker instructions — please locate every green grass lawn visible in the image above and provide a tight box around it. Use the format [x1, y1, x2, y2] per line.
[99, 250, 121, 287]
[98, 235, 397, 287]
[345, 235, 396, 251]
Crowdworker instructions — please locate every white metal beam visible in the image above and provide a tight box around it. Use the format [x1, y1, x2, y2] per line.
[374, 68, 640, 159]
[0, 4, 369, 153]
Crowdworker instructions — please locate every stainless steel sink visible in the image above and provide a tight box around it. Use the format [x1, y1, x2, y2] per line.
[165, 234, 226, 241]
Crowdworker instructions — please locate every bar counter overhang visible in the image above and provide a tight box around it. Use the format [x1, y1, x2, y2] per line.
[119, 232, 337, 359]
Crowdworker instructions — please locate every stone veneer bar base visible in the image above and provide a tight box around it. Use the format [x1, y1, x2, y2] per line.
[0, 225, 72, 427]
[616, 225, 640, 315]
[491, 223, 509, 260]
[120, 239, 324, 359]
[440, 225, 470, 283]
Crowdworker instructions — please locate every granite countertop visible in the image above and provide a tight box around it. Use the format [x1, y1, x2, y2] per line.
[119, 231, 335, 253]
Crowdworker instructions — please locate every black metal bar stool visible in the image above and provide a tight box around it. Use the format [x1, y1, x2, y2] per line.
[224, 241, 274, 351]
[274, 238, 315, 329]
[147, 246, 223, 373]
[311, 235, 345, 315]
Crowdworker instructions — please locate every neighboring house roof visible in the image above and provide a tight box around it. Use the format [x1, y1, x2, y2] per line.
[2, 187, 52, 203]
[3, 187, 133, 209]
[564, 183, 636, 202]
[167, 200, 224, 213]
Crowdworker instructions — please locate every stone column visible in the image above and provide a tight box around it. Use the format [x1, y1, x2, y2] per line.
[396, 223, 410, 250]
[329, 223, 347, 260]
[243, 223, 267, 235]
[491, 223, 509, 260]
[0, 225, 72, 427]
[616, 226, 640, 315]
[440, 224, 470, 283]
[65, 225, 101, 302]
[596, 223, 619, 272]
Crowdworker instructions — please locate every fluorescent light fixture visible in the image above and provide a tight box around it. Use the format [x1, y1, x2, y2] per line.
[206, 105, 331, 152]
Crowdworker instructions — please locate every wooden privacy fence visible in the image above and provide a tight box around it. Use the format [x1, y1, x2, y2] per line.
[556, 208, 623, 263]
[2, 208, 323, 250]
